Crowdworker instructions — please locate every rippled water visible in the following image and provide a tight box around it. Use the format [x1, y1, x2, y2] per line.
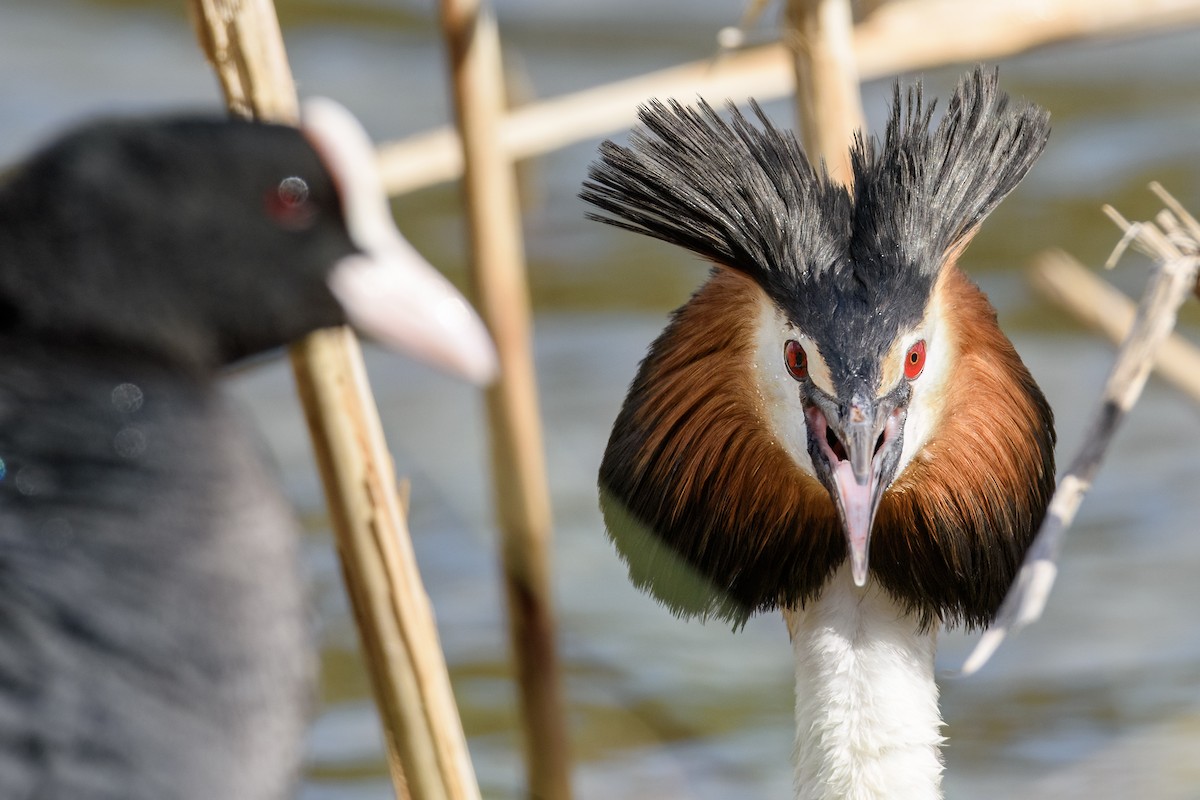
[3, 1, 1200, 797]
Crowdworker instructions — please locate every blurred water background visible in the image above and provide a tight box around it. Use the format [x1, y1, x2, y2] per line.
[2, 1, 1200, 797]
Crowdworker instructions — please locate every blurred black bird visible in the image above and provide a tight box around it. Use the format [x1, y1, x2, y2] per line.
[0, 99, 494, 799]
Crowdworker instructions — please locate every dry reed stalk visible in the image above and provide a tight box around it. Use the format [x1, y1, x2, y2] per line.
[188, 2, 481, 798]
[784, 0, 865, 182]
[963, 185, 1200, 675]
[438, 1, 571, 798]
[1031, 249, 1200, 404]
[377, 0, 1200, 196]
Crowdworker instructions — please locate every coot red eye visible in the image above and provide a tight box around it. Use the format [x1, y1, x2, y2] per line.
[904, 340, 926, 380]
[785, 340, 808, 381]
[265, 176, 317, 231]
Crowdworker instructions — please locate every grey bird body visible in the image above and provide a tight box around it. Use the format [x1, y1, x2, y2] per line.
[0, 343, 309, 799]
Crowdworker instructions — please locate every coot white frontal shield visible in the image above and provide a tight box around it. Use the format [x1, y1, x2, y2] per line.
[301, 98, 497, 385]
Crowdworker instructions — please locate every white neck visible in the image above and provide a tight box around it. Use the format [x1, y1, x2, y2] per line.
[783, 567, 945, 800]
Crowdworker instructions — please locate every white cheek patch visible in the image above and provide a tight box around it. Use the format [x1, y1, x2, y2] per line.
[895, 297, 955, 478]
[752, 297, 818, 477]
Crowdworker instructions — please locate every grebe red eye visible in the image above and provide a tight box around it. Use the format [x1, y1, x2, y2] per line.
[265, 176, 317, 231]
[785, 340, 808, 381]
[904, 340, 926, 380]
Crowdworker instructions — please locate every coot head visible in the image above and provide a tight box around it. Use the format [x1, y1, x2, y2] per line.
[0, 100, 494, 380]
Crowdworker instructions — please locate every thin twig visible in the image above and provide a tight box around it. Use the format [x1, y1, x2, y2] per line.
[1103, 221, 1143, 270]
[1030, 250, 1200, 403]
[962, 187, 1200, 675]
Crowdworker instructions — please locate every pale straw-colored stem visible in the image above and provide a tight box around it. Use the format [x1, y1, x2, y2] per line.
[377, 0, 1200, 196]
[438, 1, 572, 798]
[188, 2, 481, 798]
[784, 0, 864, 183]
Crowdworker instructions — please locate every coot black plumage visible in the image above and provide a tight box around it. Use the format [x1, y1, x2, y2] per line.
[0, 100, 493, 799]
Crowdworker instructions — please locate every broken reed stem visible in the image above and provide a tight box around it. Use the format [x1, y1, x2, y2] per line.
[1031, 249, 1200, 403]
[377, 0, 1200, 196]
[438, 1, 572, 798]
[187, 2, 481, 798]
[962, 186, 1200, 676]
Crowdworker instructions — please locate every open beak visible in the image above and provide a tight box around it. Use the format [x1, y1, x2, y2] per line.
[806, 392, 905, 587]
[301, 98, 497, 385]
